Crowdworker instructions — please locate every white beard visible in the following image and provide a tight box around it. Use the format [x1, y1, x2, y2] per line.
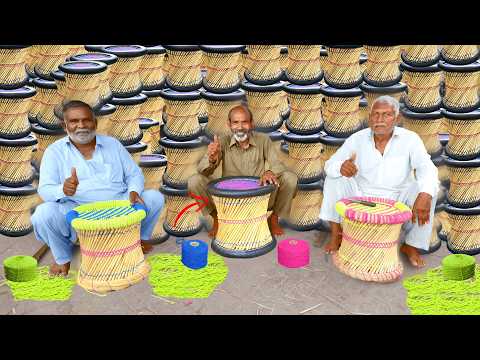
[68, 129, 96, 144]
[233, 131, 248, 142]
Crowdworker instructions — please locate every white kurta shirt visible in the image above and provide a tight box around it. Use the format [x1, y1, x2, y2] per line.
[324, 126, 439, 199]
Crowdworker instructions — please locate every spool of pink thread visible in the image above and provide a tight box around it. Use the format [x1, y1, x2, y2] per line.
[278, 238, 310, 268]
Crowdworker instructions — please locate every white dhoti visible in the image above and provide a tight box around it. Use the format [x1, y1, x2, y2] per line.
[319, 176, 437, 251]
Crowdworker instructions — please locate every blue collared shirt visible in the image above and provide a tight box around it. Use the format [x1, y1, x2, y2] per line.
[38, 135, 144, 205]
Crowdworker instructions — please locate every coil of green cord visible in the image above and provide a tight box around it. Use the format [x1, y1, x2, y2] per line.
[3, 255, 38, 282]
[442, 254, 476, 281]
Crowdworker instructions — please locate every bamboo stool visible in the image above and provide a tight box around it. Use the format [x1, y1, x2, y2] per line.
[324, 45, 363, 89]
[160, 88, 202, 141]
[140, 88, 164, 124]
[108, 93, 147, 146]
[146, 206, 169, 245]
[139, 118, 160, 154]
[0, 134, 37, 187]
[25, 45, 40, 78]
[445, 202, 480, 255]
[333, 196, 412, 282]
[67, 45, 85, 58]
[441, 45, 479, 65]
[445, 156, 480, 209]
[401, 62, 442, 113]
[0, 46, 29, 89]
[66, 200, 150, 293]
[95, 103, 116, 136]
[363, 45, 402, 87]
[244, 45, 283, 85]
[443, 108, 480, 161]
[432, 153, 450, 188]
[400, 108, 443, 157]
[139, 154, 167, 190]
[202, 89, 245, 139]
[0, 86, 36, 139]
[101, 45, 146, 98]
[285, 45, 323, 85]
[401, 45, 440, 67]
[200, 45, 246, 93]
[283, 82, 324, 135]
[30, 123, 66, 168]
[208, 176, 276, 258]
[32, 78, 64, 131]
[0, 184, 37, 237]
[124, 142, 147, 164]
[360, 82, 407, 115]
[139, 45, 166, 91]
[34, 45, 71, 80]
[163, 45, 203, 91]
[240, 80, 283, 133]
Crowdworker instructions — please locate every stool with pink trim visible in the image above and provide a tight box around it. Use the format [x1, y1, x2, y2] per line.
[333, 196, 412, 283]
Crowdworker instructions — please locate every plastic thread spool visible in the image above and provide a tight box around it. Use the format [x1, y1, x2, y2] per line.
[3, 255, 38, 282]
[442, 254, 476, 281]
[277, 238, 310, 268]
[182, 239, 208, 270]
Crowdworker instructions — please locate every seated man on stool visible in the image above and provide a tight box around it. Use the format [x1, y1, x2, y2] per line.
[189, 105, 298, 237]
[31, 100, 164, 276]
[319, 96, 439, 268]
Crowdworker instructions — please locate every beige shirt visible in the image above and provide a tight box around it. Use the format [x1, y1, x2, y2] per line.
[197, 132, 286, 177]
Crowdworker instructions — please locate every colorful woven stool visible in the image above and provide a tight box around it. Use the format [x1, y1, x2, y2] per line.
[444, 202, 480, 255]
[0, 134, 37, 187]
[200, 45, 246, 93]
[442, 108, 480, 161]
[108, 93, 147, 146]
[163, 45, 203, 91]
[444, 156, 480, 209]
[283, 82, 324, 135]
[139, 45, 166, 90]
[208, 176, 276, 258]
[441, 45, 479, 65]
[0, 86, 36, 139]
[285, 45, 323, 85]
[160, 88, 202, 141]
[101, 45, 146, 98]
[333, 197, 412, 282]
[0, 46, 29, 89]
[66, 200, 150, 293]
[324, 45, 363, 89]
[400, 108, 443, 157]
[401, 45, 440, 67]
[244, 45, 283, 86]
[240, 80, 283, 132]
[0, 184, 37, 237]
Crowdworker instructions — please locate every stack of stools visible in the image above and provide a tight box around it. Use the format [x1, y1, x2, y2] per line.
[361, 45, 407, 115]
[0, 46, 39, 237]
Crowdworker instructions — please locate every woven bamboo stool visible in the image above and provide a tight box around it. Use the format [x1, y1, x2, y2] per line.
[125, 142, 147, 164]
[108, 93, 147, 146]
[238, 47, 249, 81]
[363, 45, 402, 87]
[438, 61, 480, 113]
[0, 184, 37, 237]
[95, 103, 116, 136]
[441, 46, 479, 65]
[69, 52, 118, 104]
[0, 134, 37, 187]
[0, 46, 29, 89]
[281, 179, 324, 231]
[139, 118, 159, 154]
[198, 92, 209, 125]
[442, 108, 480, 161]
[66, 200, 150, 293]
[244, 45, 283, 85]
[202, 89, 245, 139]
[240, 80, 283, 132]
[160, 184, 203, 237]
[199, 45, 246, 93]
[283, 82, 324, 135]
[400, 62, 442, 113]
[32, 77, 64, 131]
[282, 132, 323, 184]
[360, 82, 407, 115]
[432, 153, 450, 188]
[163, 45, 203, 91]
[444, 202, 480, 255]
[400, 108, 443, 157]
[139, 154, 167, 190]
[34, 45, 71, 80]
[0, 86, 36, 139]
[444, 156, 480, 209]
[160, 88, 202, 141]
[333, 196, 412, 282]
[145, 206, 169, 245]
[59, 60, 107, 110]
[324, 45, 363, 89]
[401, 45, 440, 67]
[51, 68, 66, 99]
[139, 45, 166, 91]
[208, 176, 276, 258]
[140, 88, 164, 124]
[319, 132, 346, 174]
[320, 85, 363, 138]
[30, 123, 66, 168]
[67, 45, 84, 58]
[25, 45, 40, 78]
[160, 136, 207, 189]
[101, 45, 146, 98]
[285, 45, 323, 85]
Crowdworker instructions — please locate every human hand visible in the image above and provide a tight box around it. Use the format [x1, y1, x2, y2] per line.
[259, 171, 279, 186]
[411, 192, 432, 226]
[63, 167, 79, 196]
[340, 153, 358, 178]
[208, 135, 221, 164]
[129, 191, 145, 206]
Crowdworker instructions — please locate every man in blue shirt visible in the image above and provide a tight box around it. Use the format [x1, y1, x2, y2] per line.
[31, 100, 164, 276]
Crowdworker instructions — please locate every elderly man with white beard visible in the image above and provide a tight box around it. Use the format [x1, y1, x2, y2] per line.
[31, 100, 164, 276]
[188, 105, 298, 238]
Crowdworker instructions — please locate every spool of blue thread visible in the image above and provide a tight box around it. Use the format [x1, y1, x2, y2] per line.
[181, 240, 208, 270]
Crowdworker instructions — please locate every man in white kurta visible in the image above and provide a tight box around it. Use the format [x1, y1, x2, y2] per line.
[319, 96, 439, 268]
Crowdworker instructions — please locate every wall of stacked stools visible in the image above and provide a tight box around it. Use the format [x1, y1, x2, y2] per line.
[0, 44, 478, 257]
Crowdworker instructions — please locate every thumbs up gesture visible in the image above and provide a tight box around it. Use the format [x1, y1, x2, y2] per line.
[63, 167, 79, 196]
[207, 135, 221, 164]
[340, 153, 358, 178]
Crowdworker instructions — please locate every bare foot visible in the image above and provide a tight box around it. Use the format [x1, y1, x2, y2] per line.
[400, 244, 426, 268]
[49, 262, 70, 276]
[268, 213, 284, 236]
[141, 241, 153, 254]
[208, 214, 219, 239]
[324, 233, 342, 254]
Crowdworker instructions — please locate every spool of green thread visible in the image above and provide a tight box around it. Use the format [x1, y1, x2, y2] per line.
[3, 255, 38, 282]
[442, 254, 476, 281]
